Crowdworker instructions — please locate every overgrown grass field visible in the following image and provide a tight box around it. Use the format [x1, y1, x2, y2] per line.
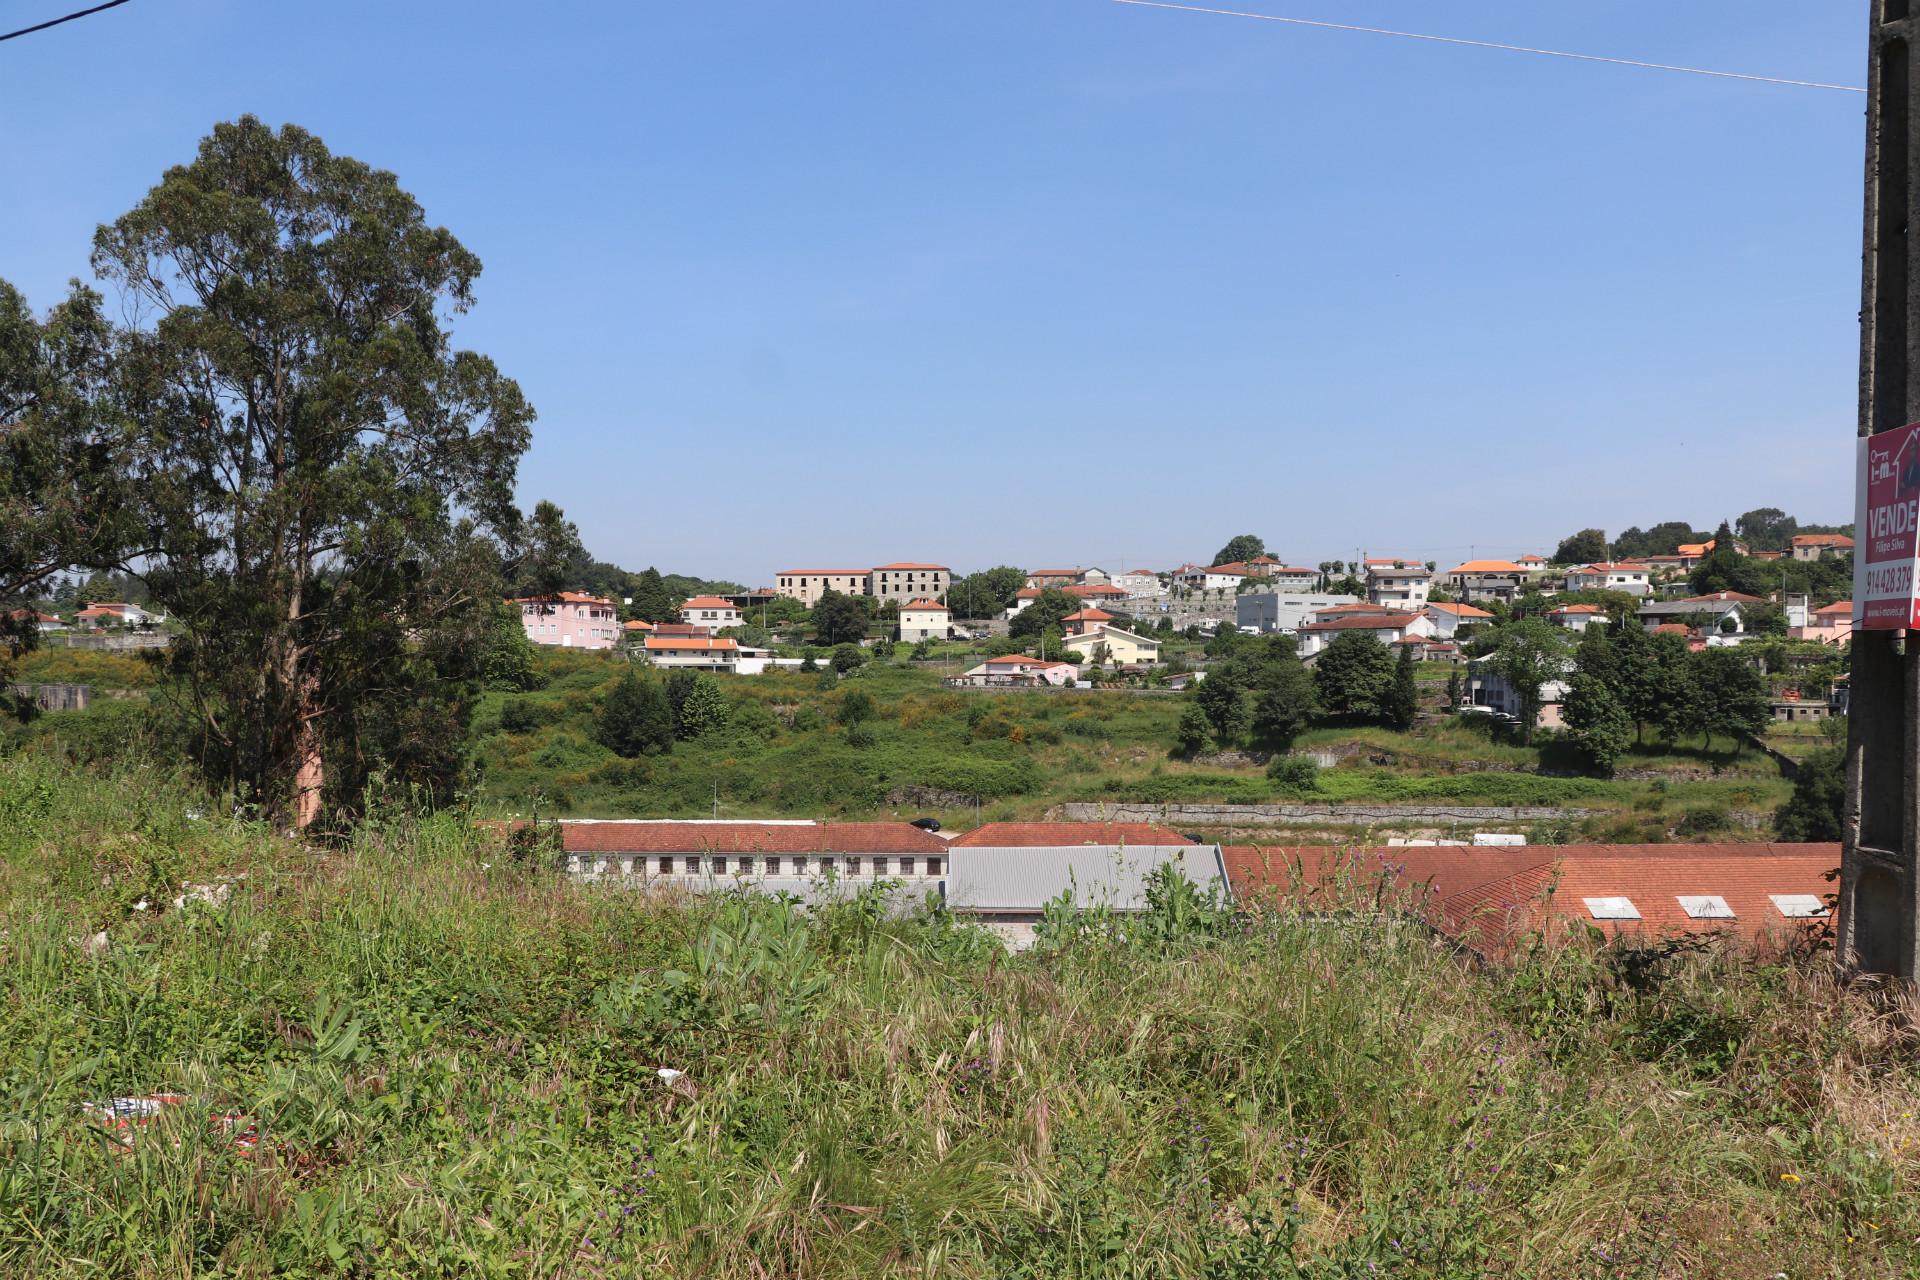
[0, 755, 1912, 1277]
[8, 648, 1798, 839]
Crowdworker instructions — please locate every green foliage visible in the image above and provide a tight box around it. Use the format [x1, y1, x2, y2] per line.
[1250, 657, 1317, 750]
[498, 698, 537, 734]
[1193, 672, 1248, 747]
[1775, 746, 1845, 841]
[1562, 673, 1632, 774]
[1313, 632, 1395, 722]
[480, 602, 542, 692]
[1173, 703, 1212, 757]
[1265, 753, 1321, 791]
[627, 567, 675, 623]
[811, 590, 869, 645]
[1689, 521, 1768, 597]
[947, 566, 1025, 618]
[1386, 644, 1418, 730]
[0, 755, 1898, 1277]
[1211, 534, 1265, 567]
[94, 116, 535, 825]
[835, 689, 875, 726]
[673, 675, 731, 738]
[830, 644, 866, 674]
[1008, 588, 1080, 639]
[598, 669, 674, 757]
[1692, 647, 1771, 750]
[0, 277, 129, 710]
[1483, 618, 1569, 744]
[1552, 527, 1608, 565]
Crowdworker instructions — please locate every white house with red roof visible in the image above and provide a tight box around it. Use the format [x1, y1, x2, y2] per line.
[679, 595, 743, 629]
[1422, 600, 1494, 640]
[953, 654, 1079, 687]
[513, 592, 619, 649]
[74, 601, 162, 629]
[1295, 610, 1434, 658]
[1364, 558, 1432, 609]
[643, 635, 740, 671]
[1442, 560, 1527, 603]
[1062, 623, 1160, 667]
[1564, 562, 1651, 595]
[899, 598, 951, 642]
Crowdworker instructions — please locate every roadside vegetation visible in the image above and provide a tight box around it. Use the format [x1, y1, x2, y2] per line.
[0, 754, 1910, 1278]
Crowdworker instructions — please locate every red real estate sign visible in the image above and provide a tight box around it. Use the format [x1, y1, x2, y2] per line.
[1856, 421, 1920, 629]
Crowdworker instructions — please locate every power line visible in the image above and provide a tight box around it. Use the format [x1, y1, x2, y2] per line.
[1110, 0, 1865, 95]
[0, 0, 135, 45]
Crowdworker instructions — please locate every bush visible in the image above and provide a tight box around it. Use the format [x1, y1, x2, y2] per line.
[1675, 803, 1731, 837]
[1265, 754, 1321, 791]
[844, 722, 878, 749]
[831, 644, 866, 674]
[499, 698, 537, 734]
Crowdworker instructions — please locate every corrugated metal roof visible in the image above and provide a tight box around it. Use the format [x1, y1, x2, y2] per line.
[945, 845, 1226, 912]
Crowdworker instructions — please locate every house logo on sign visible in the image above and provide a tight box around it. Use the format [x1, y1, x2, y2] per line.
[1870, 442, 1896, 486]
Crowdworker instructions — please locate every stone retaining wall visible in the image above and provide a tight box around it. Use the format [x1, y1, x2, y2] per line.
[1055, 801, 1594, 827]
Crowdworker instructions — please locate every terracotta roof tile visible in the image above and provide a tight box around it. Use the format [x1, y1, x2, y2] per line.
[551, 821, 946, 855]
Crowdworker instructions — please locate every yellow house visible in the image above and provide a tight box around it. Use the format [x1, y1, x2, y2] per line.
[1063, 624, 1159, 667]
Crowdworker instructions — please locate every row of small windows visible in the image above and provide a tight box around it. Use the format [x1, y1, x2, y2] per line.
[1582, 894, 1828, 921]
[573, 853, 944, 877]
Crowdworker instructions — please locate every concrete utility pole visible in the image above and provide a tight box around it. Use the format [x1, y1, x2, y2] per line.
[1843, 1, 1920, 979]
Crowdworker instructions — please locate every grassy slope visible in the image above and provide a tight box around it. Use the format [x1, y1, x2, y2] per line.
[6, 648, 1795, 837]
[0, 755, 1912, 1278]
[470, 651, 1791, 838]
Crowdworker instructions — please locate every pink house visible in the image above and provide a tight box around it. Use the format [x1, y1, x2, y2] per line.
[514, 591, 620, 650]
[1790, 601, 1854, 646]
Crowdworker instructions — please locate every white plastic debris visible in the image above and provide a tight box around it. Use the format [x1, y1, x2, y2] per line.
[656, 1068, 685, 1085]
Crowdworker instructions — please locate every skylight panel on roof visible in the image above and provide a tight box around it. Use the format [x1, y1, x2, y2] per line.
[1770, 894, 1829, 919]
[1583, 897, 1640, 920]
[1677, 895, 1735, 919]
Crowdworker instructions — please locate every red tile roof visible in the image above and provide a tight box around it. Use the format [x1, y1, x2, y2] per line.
[1813, 600, 1852, 616]
[1221, 842, 1838, 958]
[1789, 533, 1854, 547]
[983, 654, 1074, 668]
[622, 619, 654, 632]
[1445, 560, 1523, 575]
[953, 822, 1197, 848]
[903, 598, 950, 611]
[1066, 584, 1128, 598]
[1425, 602, 1493, 618]
[1570, 562, 1650, 574]
[1550, 603, 1605, 614]
[651, 623, 712, 637]
[680, 596, 738, 610]
[551, 820, 946, 854]
[1062, 608, 1115, 622]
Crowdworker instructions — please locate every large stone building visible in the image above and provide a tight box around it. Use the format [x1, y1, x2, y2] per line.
[775, 562, 951, 607]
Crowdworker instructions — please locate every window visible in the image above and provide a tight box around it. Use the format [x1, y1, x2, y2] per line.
[765, 856, 780, 875]
[657, 856, 672, 875]
[928, 857, 943, 876]
[846, 857, 861, 875]
[1770, 894, 1829, 919]
[1582, 897, 1640, 920]
[1677, 895, 1735, 920]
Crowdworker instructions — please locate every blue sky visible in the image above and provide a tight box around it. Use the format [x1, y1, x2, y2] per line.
[2, 1, 1865, 581]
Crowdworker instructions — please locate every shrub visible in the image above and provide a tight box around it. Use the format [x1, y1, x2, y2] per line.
[1675, 803, 1731, 837]
[831, 644, 866, 674]
[499, 698, 537, 734]
[844, 722, 878, 749]
[1265, 754, 1321, 792]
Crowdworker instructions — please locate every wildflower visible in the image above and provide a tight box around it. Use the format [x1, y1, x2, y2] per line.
[1779, 1173, 1801, 1184]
